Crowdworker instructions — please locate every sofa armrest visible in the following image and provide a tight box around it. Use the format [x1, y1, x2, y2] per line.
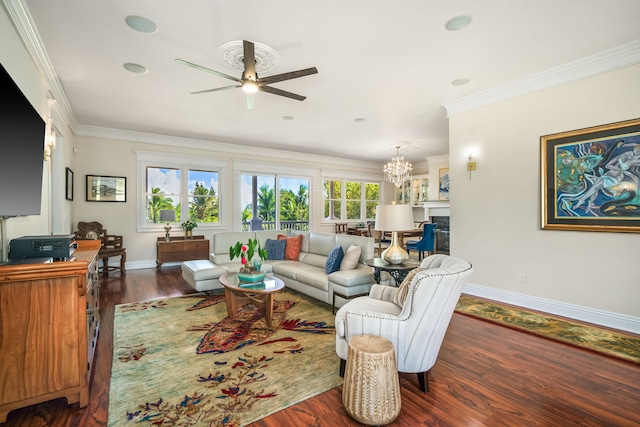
[329, 266, 374, 287]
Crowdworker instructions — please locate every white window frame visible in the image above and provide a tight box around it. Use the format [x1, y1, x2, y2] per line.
[136, 151, 226, 232]
[322, 173, 381, 222]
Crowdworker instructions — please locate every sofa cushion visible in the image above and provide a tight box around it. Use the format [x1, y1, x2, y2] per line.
[325, 245, 344, 274]
[339, 243, 361, 271]
[265, 238, 286, 260]
[278, 234, 303, 260]
[295, 267, 330, 291]
[393, 267, 422, 307]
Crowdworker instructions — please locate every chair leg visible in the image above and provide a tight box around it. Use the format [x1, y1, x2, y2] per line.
[339, 358, 346, 377]
[417, 371, 429, 393]
[120, 252, 126, 275]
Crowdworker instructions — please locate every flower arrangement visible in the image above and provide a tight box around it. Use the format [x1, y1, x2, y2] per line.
[181, 220, 198, 232]
[230, 238, 267, 274]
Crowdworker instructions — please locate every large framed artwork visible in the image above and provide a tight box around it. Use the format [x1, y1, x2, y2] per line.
[86, 175, 127, 202]
[438, 168, 450, 200]
[541, 118, 640, 233]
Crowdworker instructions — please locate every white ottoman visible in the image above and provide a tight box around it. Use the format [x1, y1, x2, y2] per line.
[181, 260, 227, 292]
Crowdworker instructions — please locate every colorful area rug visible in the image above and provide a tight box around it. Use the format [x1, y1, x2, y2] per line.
[107, 290, 342, 427]
[455, 294, 640, 365]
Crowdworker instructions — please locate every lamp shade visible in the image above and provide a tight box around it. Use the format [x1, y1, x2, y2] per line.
[375, 204, 414, 231]
[159, 209, 176, 222]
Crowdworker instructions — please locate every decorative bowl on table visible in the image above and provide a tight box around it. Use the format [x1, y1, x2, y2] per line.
[237, 271, 266, 283]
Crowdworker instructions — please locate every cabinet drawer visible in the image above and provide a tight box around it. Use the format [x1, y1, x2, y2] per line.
[160, 242, 185, 252]
[188, 241, 209, 251]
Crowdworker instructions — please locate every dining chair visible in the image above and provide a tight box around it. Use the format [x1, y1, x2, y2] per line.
[367, 222, 389, 257]
[405, 223, 437, 261]
[335, 222, 348, 234]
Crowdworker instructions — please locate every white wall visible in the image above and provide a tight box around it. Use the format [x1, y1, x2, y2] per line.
[71, 132, 383, 268]
[0, 6, 74, 260]
[449, 64, 640, 322]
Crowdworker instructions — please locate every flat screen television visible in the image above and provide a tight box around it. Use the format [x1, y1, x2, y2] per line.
[0, 63, 45, 218]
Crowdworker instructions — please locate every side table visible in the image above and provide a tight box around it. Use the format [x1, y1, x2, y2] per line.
[364, 258, 420, 286]
[342, 334, 401, 425]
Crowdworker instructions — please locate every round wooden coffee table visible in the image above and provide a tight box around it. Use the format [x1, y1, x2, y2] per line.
[219, 273, 285, 329]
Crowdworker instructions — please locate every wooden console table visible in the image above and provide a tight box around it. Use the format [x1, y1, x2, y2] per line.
[156, 236, 209, 269]
[0, 240, 101, 422]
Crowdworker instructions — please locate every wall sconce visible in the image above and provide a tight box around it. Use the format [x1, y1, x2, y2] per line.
[44, 100, 57, 161]
[43, 123, 57, 160]
[467, 154, 477, 179]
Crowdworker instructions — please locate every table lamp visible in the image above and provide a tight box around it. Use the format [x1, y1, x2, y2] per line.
[159, 209, 176, 242]
[375, 204, 415, 265]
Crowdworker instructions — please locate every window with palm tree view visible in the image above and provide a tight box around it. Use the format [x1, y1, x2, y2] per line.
[146, 167, 219, 224]
[242, 175, 309, 231]
[324, 180, 379, 220]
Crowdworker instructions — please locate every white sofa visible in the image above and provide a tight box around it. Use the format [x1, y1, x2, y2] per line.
[181, 230, 376, 309]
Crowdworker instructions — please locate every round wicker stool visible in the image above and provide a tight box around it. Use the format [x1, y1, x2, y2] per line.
[342, 334, 401, 425]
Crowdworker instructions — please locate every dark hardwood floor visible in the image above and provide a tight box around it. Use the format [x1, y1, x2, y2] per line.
[3, 266, 640, 426]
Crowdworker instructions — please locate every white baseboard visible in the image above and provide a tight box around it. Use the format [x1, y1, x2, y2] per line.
[463, 283, 640, 335]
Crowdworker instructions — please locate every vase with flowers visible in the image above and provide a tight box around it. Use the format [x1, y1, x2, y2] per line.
[230, 238, 268, 282]
[181, 220, 197, 238]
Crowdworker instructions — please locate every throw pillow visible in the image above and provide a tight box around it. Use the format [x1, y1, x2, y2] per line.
[325, 245, 344, 274]
[264, 238, 286, 260]
[278, 234, 303, 260]
[392, 267, 422, 308]
[339, 243, 361, 271]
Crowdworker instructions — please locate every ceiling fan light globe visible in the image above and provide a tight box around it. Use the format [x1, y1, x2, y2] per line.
[242, 81, 259, 93]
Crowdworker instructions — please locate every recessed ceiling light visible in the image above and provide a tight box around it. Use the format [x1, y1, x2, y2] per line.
[282, 116, 294, 121]
[123, 63, 148, 74]
[445, 15, 472, 31]
[452, 78, 470, 86]
[354, 118, 366, 123]
[125, 15, 158, 34]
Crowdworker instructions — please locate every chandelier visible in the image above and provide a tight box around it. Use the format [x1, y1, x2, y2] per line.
[383, 146, 413, 187]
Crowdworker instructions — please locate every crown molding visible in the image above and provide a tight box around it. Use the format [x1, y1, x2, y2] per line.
[3, 0, 78, 129]
[443, 39, 640, 117]
[75, 124, 382, 171]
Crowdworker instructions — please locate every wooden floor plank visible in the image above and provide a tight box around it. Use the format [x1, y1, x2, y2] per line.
[2, 266, 639, 426]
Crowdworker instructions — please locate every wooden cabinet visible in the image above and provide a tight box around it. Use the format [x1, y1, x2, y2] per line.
[86, 251, 100, 375]
[0, 240, 100, 423]
[156, 236, 209, 268]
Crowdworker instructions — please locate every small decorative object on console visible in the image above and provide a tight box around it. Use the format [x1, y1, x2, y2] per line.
[181, 219, 197, 238]
[230, 238, 268, 282]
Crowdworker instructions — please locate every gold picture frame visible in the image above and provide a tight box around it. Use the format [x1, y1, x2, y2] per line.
[541, 118, 640, 233]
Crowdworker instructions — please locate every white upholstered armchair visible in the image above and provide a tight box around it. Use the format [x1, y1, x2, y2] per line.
[335, 254, 473, 392]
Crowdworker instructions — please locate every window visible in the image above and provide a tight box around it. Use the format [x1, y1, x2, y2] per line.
[145, 167, 219, 224]
[137, 151, 224, 231]
[241, 174, 309, 231]
[324, 179, 379, 221]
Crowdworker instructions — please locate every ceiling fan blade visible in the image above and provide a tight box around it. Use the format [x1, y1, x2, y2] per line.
[191, 85, 241, 95]
[246, 92, 256, 110]
[175, 58, 242, 83]
[242, 40, 257, 80]
[260, 85, 306, 101]
[258, 67, 318, 85]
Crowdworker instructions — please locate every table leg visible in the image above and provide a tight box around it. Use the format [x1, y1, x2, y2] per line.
[264, 293, 275, 329]
[224, 287, 239, 318]
[373, 267, 381, 284]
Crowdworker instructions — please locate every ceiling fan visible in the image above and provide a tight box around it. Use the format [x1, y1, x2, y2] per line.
[176, 40, 318, 109]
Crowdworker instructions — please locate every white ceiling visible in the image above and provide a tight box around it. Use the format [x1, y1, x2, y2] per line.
[15, 0, 640, 164]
